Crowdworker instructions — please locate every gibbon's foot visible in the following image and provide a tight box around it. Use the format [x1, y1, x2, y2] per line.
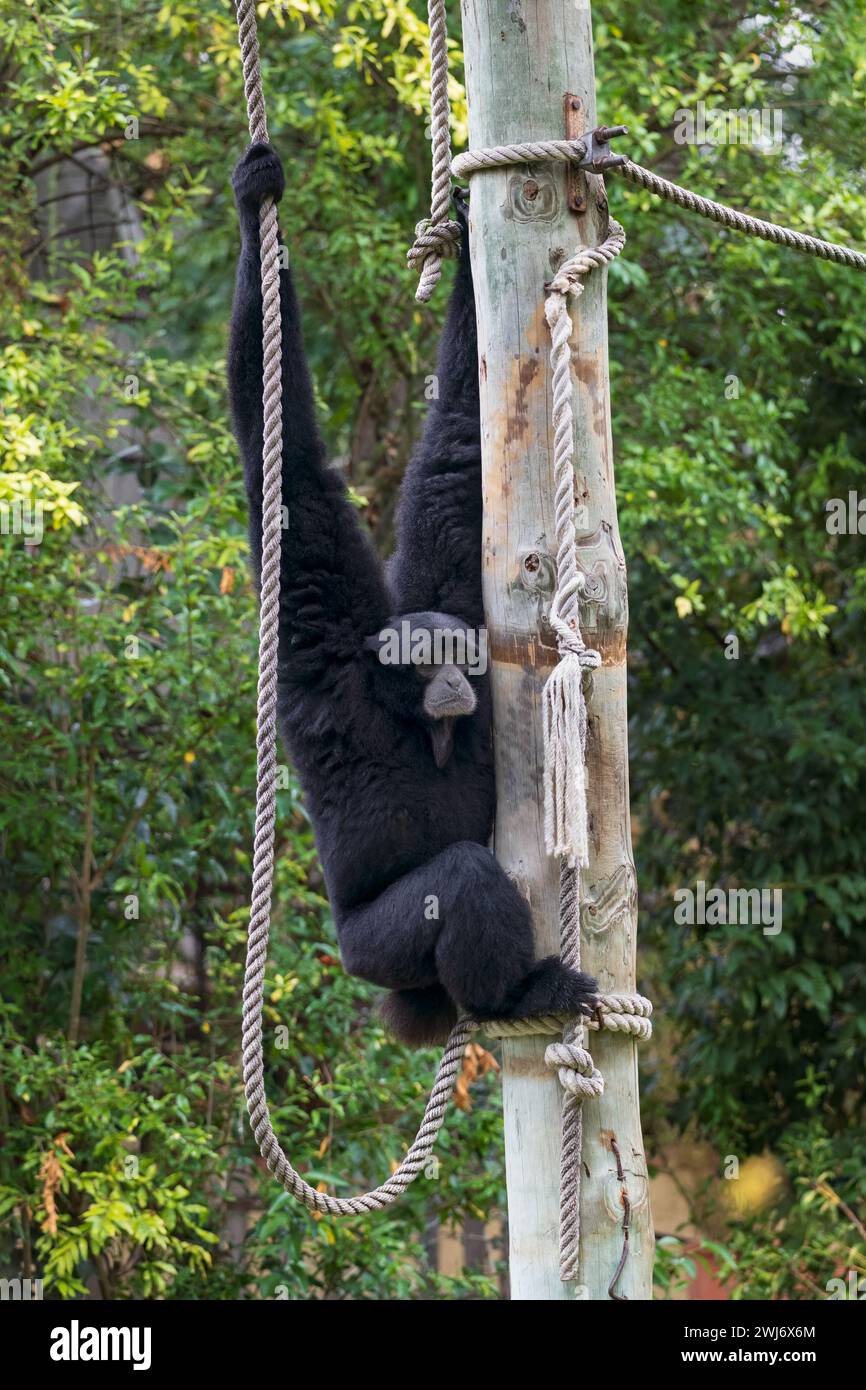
[379, 984, 459, 1047]
[470, 956, 598, 1024]
[232, 141, 285, 210]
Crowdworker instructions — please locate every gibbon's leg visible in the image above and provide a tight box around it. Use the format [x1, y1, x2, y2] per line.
[228, 142, 391, 681]
[388, 191, 485, 626]
[338, 840, 595, 1044]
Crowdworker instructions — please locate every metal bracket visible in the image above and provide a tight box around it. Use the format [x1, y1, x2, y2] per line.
[578, 124, 629, 173]
[564, 96, 628, 213]
[564, 95, 586, 213]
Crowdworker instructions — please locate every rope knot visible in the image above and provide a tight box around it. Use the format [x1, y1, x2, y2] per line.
[544, 1039, 604, 1099]
[547, 597, 601, 666]
[547, 254, 594, 298]
[407, 217, 461, 301]
[558, 635, 601, 667]
[407, 217, 461, 265]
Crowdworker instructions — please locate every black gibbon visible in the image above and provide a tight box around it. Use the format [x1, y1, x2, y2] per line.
[228, 142, 595, 1044]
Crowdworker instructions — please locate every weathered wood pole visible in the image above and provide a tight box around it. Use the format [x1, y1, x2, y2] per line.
[461, 0, 654, 1299]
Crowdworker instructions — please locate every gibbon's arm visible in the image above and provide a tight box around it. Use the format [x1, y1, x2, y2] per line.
[228, 143, 391, 685]
[388, 194, 484, 628]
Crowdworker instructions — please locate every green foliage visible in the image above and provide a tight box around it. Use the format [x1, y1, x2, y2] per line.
[602, 0, 866, 1299]
[0, 1025, 220, 1298]
[700, 1073, 866, 1300]
[1, 0, 864, 1299]
[0, 0, 499, 1301]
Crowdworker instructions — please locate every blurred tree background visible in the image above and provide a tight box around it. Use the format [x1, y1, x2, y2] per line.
[1, 0, 864, 1300]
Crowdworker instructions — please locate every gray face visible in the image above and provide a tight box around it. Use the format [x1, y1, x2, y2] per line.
[419, 662, 477, 720]
[420, 662, 476, 769]
[364, 612, 482, 768]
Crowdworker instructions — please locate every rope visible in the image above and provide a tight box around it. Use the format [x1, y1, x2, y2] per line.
[481, 992, 653, 1039]
[453, 137, 594, 178]
[234, 0, 478, 1218]
[542, 222, 625, 872]
[540, 225, 623, 1277]
[538, 210, 628, 1283]
[482, 983, 654, 1281]
[451, 139, 865, 271]
[407, 0, 461, 302]
[552, 865, 587, 1277]
[616, 158, 866, 270]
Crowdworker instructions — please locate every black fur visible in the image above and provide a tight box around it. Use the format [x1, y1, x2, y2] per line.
[228, 143, 596, 1044]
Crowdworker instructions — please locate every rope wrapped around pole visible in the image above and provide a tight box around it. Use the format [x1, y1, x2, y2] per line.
[451, 143, 866, 272]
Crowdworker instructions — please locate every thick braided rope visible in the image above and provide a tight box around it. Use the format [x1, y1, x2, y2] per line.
[542, 223, 624, 874]
[543, 224, 627, 654]
[543, 223, 628, 640]
[453, 139, 865, 270]
[617, 158, 866, 270]
[407, 0, 460, 301]
[482, 993, 653, 1040]
[452, 138, 591, 180]
[453, 140, 864, 270]
[541, 219, 652, 1281]
[554, 865, 591, 1278]
[235, 0, 474, 1217]
[480, 980, 653, 1282]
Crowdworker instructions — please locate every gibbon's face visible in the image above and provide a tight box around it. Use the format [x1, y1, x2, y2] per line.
[364, 612, 484, 767]
[417, 657, 476, 768]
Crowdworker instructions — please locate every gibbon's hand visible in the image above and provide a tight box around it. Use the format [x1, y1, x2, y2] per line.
[232, 141, 285, 213]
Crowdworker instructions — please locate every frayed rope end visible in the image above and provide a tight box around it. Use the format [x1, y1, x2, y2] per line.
[542, 644, 601, 869]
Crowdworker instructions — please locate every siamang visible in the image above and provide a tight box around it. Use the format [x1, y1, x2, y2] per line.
[228, 142, 596, 1045]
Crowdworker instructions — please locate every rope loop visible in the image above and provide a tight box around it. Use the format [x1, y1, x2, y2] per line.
[545, 1039, 604, 1099]
[407, 216, 461, 274]
[547, 220, 628, 297]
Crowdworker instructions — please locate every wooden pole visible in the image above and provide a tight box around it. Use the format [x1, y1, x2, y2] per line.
[461, 0, 654, 1299]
